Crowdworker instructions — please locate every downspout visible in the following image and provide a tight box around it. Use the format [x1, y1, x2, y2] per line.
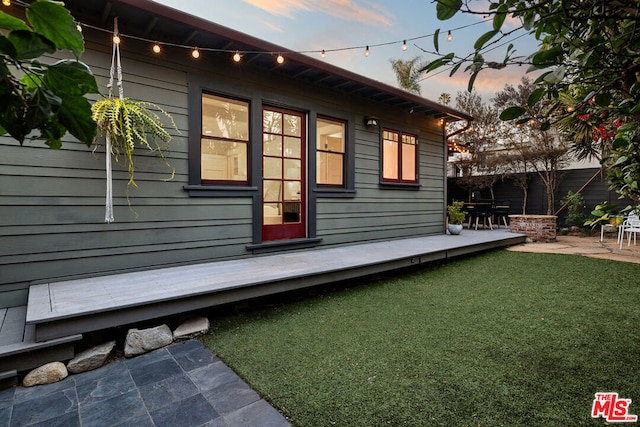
[446, 119, 473, 140]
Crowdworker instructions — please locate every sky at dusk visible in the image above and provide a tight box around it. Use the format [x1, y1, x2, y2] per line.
[150, 0, 539, 103]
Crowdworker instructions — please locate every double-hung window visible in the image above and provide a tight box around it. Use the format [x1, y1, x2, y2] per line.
[201, 93, 249, 185]
[382, 129, 417, 184]
[316, 117, 346, 187]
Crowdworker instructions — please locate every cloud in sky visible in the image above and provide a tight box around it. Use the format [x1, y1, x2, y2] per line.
[242, 0, 393, 27]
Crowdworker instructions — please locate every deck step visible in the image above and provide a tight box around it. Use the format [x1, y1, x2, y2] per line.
[0, 306, 81, 374]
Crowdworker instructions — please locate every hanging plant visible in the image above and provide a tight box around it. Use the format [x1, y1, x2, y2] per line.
[91, 97, 177, 187]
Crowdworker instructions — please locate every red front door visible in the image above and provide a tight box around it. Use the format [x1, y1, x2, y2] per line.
[262, 107, 306, 241]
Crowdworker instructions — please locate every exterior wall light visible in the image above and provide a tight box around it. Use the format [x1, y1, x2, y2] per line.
[364, 116, 379, 127]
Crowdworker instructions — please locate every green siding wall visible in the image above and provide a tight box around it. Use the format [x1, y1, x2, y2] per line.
[0, 35, 447, 306]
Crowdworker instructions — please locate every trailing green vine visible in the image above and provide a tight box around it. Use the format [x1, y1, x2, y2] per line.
[91, 97, 178, 187]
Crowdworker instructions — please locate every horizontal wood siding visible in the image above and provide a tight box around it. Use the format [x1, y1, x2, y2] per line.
[317, 120, 445, 245]
[0, 31, 447, 305]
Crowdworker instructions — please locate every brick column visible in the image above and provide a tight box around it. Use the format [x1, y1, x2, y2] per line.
[509, 215, 557, 243]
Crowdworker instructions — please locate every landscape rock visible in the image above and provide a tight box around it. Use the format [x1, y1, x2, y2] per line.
[125, 324, 173, 357]
[173, 317, 210, 339]
[23, 362, 68, 387]
[67, 341, 116, 374]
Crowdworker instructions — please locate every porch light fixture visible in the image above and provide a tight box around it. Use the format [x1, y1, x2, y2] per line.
[364, 116, 379, 128]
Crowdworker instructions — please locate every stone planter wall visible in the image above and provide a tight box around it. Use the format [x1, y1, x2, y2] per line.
[509, 215, 557, 243]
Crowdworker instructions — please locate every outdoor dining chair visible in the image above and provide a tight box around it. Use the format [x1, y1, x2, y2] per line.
[493, 200, 511, 228]
[619, 212, 640, 249]
[472, 203, 494, 230]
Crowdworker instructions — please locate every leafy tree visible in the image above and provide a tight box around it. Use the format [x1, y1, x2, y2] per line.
[448, 90, 505, 200]
[426, 0, 640, 208]
[389, 56, 426, 95]
[494, 77, 569, 215]
[0, 0, 98, 148]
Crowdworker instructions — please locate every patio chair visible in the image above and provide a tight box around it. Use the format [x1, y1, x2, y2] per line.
[619, 212, 640, 249]
[472, 203, 494, 230]
[493, 200, 511, 228]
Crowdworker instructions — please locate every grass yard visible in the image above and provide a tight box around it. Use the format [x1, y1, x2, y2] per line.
[201, 250, 640, 426]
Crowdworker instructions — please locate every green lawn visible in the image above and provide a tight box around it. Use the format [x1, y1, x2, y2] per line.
[201, 250, 640, 426]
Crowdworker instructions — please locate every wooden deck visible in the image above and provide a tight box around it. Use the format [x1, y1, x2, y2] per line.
[0, 305, 81, 382]
[25, 229, 525, 343]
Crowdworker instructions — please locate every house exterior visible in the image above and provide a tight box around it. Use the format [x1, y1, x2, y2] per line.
[0, 0, 472, 308]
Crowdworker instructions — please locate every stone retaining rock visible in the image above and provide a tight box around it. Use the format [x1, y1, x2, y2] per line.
[67, 340, 116, 374]
[23, 362, 68, 387]
[124, 324, 173, 357]
[173, 317, 210, 339]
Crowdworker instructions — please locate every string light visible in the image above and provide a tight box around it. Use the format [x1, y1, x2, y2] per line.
[51, 14, 492, 63]
[152, 43, 161, 54]
[2, 0, 10, 6]
[76, 22, 83, 32]
[233, 51, 241, 62]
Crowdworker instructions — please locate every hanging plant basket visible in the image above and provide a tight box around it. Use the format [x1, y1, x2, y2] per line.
[92, 97, 177, 187]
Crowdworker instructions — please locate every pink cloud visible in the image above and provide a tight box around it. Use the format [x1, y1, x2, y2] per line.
[242, 0, 393, 27]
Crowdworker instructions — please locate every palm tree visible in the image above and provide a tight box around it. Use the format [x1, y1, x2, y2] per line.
[389, 57, 425, 95]
[438, 93, 451, 105]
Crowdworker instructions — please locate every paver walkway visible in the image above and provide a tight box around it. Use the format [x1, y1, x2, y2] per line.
[506, 234, 640, 263]
[0, 340, 290, 427]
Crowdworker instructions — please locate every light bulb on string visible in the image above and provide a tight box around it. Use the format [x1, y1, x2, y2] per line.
[2, 0, 10, 6]
[191, 47, 200, 59]
[447, 30, 452, 41]
[402, 40, 407, 51]
[112, 34, 121, 44]
[365, 46, 370, 57]
[152, 43, 161, 54]
[321, 49, 325, 58]
[276, 53, 285, 64]
[233, 51, 241, 62]
[76, 22, 82, 32]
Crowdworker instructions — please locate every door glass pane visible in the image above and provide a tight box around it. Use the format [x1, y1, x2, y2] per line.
[284, 181, 301, 200]
[264, 203, 281, 224]
[264, 134, 282, 156]
[263, 110, 282, 133]
[284, 159, 300, 180]
[284, 114, 301, 136]
[264, 158, 282, 179]
[283, 202, 300, 223]
[263, 180, 282, 202]
[284, 136, 301, 158]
